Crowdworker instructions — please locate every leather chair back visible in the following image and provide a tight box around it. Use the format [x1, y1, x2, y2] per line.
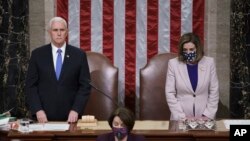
[84, 51, 118, 120]
[140, 53, 177, 120]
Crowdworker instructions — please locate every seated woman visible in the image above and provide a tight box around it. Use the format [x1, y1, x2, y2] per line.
[96, 107, 145, 141]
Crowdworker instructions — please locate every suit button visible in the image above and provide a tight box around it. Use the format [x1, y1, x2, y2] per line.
[193, 95, 196, 97]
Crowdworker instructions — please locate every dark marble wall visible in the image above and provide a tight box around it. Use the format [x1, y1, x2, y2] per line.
[0, 0, 29, 117]
[230, 0, 250, 118]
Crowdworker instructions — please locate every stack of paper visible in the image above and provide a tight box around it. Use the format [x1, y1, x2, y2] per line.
[0, 116, 10, 129]
[0, 108, 15, 129]
[0, 117, 9, 125]
[223, 120, 250, 129]
[28, 123, 70, 131]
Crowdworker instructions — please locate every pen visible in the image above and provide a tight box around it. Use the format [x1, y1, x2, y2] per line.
[1, 107, 14, 116]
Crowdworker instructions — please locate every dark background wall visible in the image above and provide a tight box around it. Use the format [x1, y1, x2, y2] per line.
[0, 0, 29, 117]
[230, 0, 250, 118]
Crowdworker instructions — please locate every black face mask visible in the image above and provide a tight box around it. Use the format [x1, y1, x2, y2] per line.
[113, 127, 128, 140]
[183, 51, 197, 63]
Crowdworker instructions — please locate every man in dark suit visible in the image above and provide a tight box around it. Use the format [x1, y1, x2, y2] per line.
[25, 17, 91, 123]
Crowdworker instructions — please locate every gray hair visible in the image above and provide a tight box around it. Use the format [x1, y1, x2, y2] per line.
[48, 17, 67, 30]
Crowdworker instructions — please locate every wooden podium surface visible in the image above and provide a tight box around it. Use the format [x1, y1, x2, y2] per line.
[0, 120, 229, 141]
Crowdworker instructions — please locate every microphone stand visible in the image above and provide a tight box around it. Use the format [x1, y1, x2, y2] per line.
[88, 81, 120, 107]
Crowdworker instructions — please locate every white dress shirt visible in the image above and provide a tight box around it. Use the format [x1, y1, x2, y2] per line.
[51, 42, 66, 71]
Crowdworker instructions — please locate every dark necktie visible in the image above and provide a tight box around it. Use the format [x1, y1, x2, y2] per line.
[56, 49, 62, 80]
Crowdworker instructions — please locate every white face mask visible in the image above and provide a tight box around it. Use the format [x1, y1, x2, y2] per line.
[183, 51, 197, 63]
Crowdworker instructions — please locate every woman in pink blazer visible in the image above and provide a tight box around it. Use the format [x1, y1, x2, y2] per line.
[165, 33, 219, 120]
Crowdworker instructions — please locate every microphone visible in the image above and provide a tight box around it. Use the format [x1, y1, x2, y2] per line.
[88, 80, 120, 107]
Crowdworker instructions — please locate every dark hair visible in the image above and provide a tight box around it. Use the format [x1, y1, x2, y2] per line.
[108, 107, 135, 133]
[178, 32, 204, 63]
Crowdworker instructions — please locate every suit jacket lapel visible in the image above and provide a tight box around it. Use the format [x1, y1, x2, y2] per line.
[178, 62, 194, 93]
[195, 57, 207, 94]
[46, 44, 58, 81]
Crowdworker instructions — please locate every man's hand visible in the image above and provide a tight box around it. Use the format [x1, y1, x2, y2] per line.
[36, 110, 48, 123]
[67, 110, 79, 123]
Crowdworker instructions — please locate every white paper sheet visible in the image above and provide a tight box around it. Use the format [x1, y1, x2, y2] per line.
[223, 120, 250, 129]
[0, 117, 9, 126]
[29, 123, 69, 131]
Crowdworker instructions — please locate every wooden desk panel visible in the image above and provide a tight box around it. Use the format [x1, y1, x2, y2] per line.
[3, 130, 229, 141]
[192, 131, 229, 141]
[0, 120, 229, 141]
[8, 131, 54, 141]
